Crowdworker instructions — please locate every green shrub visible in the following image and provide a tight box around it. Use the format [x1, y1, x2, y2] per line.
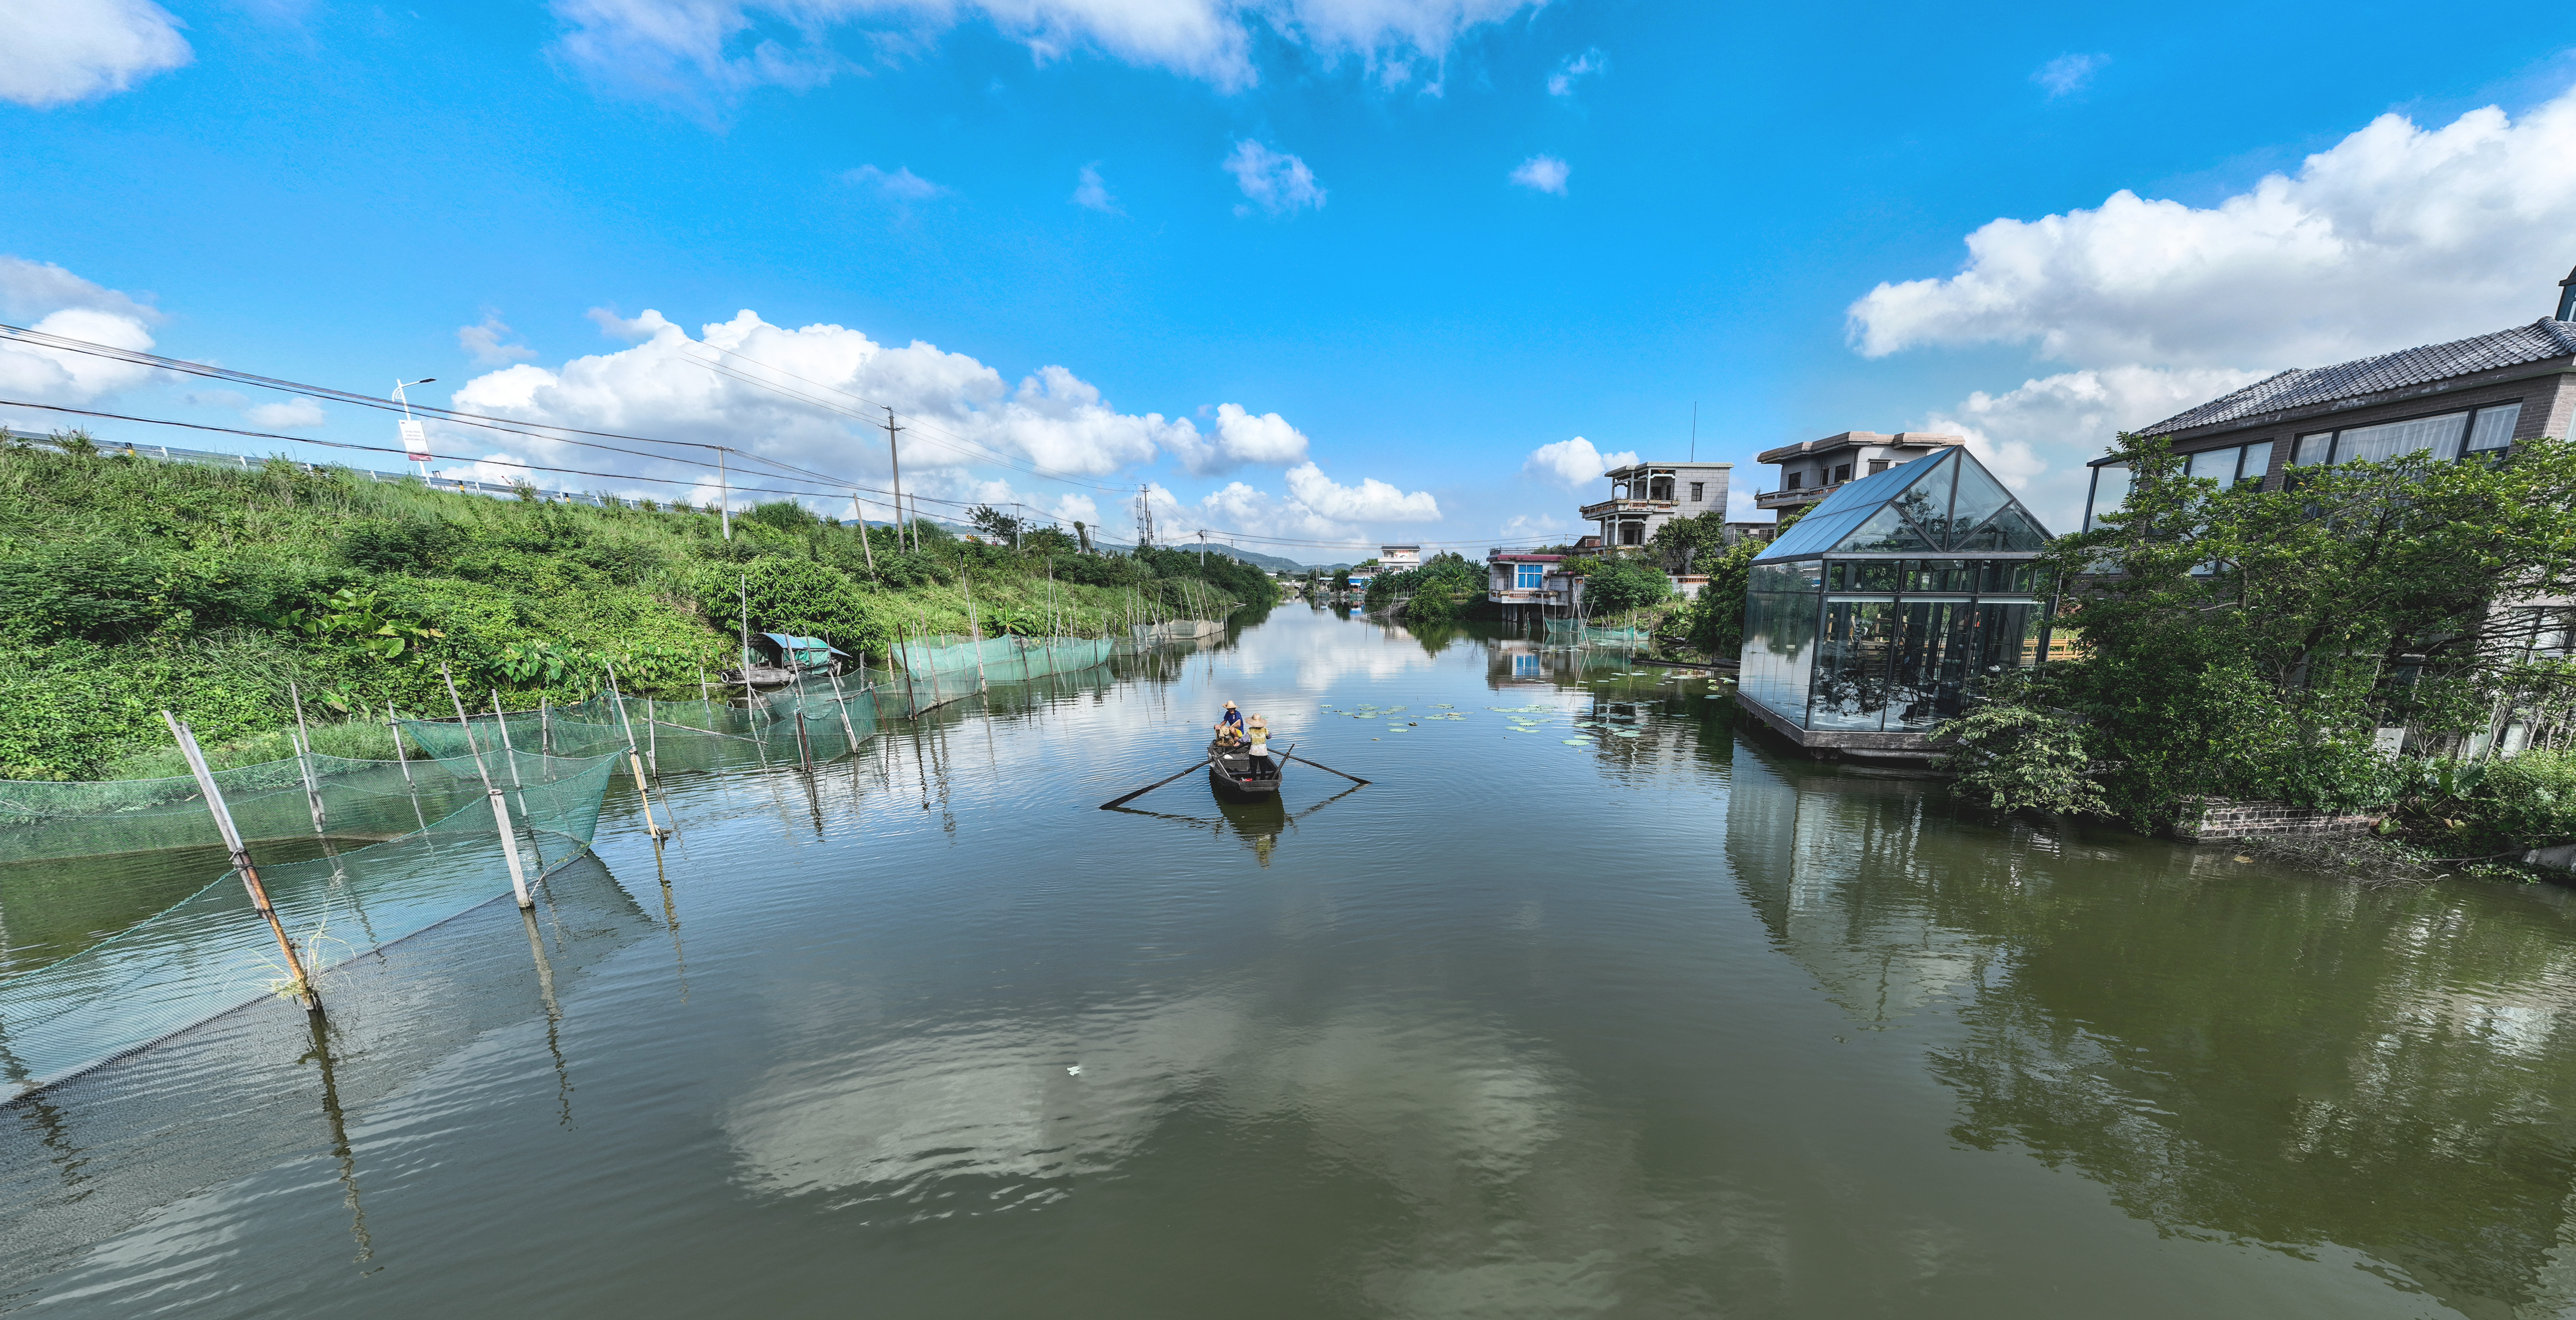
[1931, 684, 2108, 817]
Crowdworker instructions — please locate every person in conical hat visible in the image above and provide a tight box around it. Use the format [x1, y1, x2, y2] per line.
[1214, 700, 1245, 745]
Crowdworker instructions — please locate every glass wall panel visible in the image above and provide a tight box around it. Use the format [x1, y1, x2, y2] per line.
[2293, 432, 2333, 465]
[1848, 560, 1900, 591]
[1975, 561, 2045, 593]
[1887, 455, 1955, 534]
[2184, 446, 2241, 482]
[1905, 559, 1975, 593]
[2333, 411, 2467, 464]
[1886, 601, 1974, 730]
[2465, 403, 2520, 453]
[1809, 600, 1897, 730]
[1842, 505, 1936, 553]
[1943, 457, 2013, 545]
[2083, 464, 2131, 531]
[1954, 506, 2050, 551]
[1740, 565, 1821, 726]
[2237, 440, 2274, 485]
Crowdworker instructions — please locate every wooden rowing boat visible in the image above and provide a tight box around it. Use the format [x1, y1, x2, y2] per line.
[1207, 737, 1282, 800]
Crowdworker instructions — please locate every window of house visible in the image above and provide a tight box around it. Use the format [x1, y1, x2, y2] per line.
[1515, 562, 1544, 590]
[2185, 446, 2241, 484]
[1513, 654, 1541, 678]
[2083, 463, 2132, 532]
[2290, 404, 2519, 468]
[2466, 403, 2521, 452]
[1689, 481, 1704, 502]
[1868, 460, 1890, 475]
[1650, 477, 1675, 500]
[1832, 463, 1853, 483]
[1621, 523, 1643, 545]
[1784, 470, 1804, 490]
[2238, 440, 2273, 485]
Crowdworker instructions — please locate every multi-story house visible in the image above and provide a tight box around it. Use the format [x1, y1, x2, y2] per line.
[1579, 461, 1731, 549]
[1753, 432, 1964, 519]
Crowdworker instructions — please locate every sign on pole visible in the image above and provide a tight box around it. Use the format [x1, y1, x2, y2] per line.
[400, 419, 430, 462]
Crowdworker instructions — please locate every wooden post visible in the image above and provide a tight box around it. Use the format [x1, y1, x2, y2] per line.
[489, 691, 540, 869]
[795, 708, 813, 772]
[442, 664, 533, 909]
[699, 667, 711, 705]
[163, 712, 320, 1013]
[541, 698, 553, 755]
[603, 663, 665, 839]
[645, 696, 660, 775]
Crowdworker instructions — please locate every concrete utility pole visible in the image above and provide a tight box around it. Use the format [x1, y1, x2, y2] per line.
[881, 408, 909, 552]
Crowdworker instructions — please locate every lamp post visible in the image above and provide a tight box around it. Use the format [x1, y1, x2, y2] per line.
[393, 378, 437, 478]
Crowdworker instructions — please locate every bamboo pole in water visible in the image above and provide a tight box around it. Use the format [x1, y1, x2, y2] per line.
[288, 680, 326, 832]
[441, 664, 533, 910]
[605, 663, 665, 839]
[163, 712, 321, 1012]
[826, 670, 860, 751]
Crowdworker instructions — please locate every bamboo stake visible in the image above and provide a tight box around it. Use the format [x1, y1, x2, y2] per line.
[962, 558, 988, 694]
[605, 663, 666, 839]
[488, 690, 540, 868]
[163, 712, 320, 1012]
[645, 696, 660, 775]
[288, 680, 326, 832]
[827, 670, 860, 751]
[442, 664, 533, 909]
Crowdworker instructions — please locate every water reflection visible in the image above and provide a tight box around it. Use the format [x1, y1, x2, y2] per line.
[1104, 785, 1363, 868]
[1725, 749, 2576, 1313]
[722, 986, 1693, 1315]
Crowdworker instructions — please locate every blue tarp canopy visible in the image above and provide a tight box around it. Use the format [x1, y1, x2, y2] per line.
[760, 632, 850, 664]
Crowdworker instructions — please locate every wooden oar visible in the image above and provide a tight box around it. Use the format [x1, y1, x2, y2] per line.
[1281, 751, 1369, 786]
[1099, 758, 1214, 810]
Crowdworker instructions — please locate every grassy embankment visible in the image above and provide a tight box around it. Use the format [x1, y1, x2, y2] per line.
[0, 440, 1273, 779]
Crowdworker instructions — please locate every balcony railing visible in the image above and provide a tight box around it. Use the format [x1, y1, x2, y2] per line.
[1754, 487, 1831, 509]
[1577, 497, 1677, 520]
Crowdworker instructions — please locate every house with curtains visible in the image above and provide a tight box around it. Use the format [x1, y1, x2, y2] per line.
[1734, 446, 2056, 761]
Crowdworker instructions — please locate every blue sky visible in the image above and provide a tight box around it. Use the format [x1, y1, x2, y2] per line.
[7, 0, 2576, 559]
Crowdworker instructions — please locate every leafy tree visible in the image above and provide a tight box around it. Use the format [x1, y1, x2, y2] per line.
[2032, 433, 2576, 827]
[1932, 677, 2108, 817]
[1576, 552, 1670, 614]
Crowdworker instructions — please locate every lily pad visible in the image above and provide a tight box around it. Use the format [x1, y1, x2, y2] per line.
[1561, 738, 1590, 745]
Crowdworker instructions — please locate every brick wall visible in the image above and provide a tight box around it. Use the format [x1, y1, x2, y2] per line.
[2172, 797, 2383, 843]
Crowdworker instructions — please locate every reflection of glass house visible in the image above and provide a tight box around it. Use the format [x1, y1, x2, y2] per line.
[1735, 447, 2056, 757]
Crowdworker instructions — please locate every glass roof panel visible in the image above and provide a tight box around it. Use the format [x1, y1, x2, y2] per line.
[1753, 507, 1870, 561]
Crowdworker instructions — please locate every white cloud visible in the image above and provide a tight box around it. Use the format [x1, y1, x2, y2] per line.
[1283, 461, 1438, 522]
[452, 308, 1196, 512]
[586, 306, 672, 342]
[550, 0, 1536, 102]
[844, 164, 948, 202]
[1052, 493, 1100, 527]
[458, 313, 538, 366]
[245, 397, 328, 429]
[0, 0, 191, 108]
[1545, 46, 1603, 98]
[1167, 401, 1310, 474]
[2031, 52, 2103, 98]
[1071, 162, 1120, 214]
[1520, 436, 1635, 488]
[1918, 365, 2265, 532]
[0, 257, 163, 426]
[1508, 154, 1568, 194]
[1856, 80, 2576, 533]
[1849, 82, 2576, 370]
[1224, 140, 1324, 216]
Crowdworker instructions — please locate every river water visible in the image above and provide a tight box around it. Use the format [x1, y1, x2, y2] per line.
[7, 603, 2576, 1317]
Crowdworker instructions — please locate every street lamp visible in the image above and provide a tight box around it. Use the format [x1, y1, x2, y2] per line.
[393, 378, 436, 478]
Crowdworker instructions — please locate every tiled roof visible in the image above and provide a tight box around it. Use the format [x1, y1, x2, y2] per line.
[2137, 319, 2576, 436]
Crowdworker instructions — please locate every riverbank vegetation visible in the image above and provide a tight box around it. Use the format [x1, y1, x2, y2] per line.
[1938, 434, 2576, 864]
[0, 439, 1271, 779]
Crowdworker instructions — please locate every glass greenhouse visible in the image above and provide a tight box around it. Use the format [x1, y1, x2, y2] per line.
[1737, 447, 2057, 747]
